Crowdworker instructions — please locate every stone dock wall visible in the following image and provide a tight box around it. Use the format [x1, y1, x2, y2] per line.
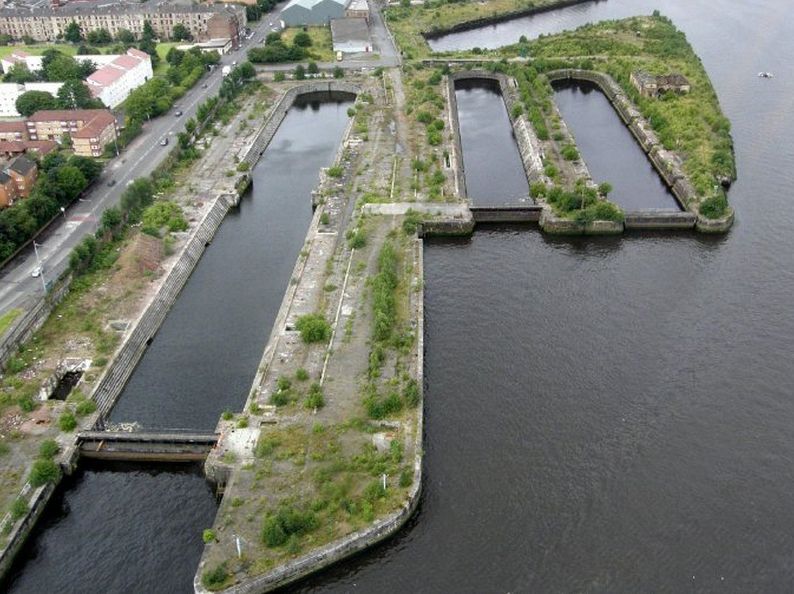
[0, 274, 72, 371]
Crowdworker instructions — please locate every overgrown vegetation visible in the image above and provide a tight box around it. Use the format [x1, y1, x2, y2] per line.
[295, 313, 331, 344]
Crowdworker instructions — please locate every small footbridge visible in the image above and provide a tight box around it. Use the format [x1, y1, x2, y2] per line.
[77, 429, 219, 462]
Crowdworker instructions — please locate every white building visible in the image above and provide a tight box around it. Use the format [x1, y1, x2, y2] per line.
[0, 82, 63, 117]
[84, 48, 153, 109]
[176, 38, 233, 55]
[0, 50, 116, 75]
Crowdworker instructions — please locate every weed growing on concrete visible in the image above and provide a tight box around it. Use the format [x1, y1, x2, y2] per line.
[29, 458, 60, 487]
[304, 383, 325, 410]
[295, 368, 309, 382]
[38, 439, 59, 459]
[58, 412, 76, 432]
[295, 314, 331, 344]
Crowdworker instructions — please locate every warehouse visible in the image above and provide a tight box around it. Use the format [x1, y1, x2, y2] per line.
[330, 18, 372, 54]
[280, 0, 346, 26]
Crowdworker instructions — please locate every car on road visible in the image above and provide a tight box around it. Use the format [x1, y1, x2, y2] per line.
[202, 83, 208, 88]
[107, 179, 116, 187]
[174, 110, 183, 117]
[160, 137, 169, 146]
[31, 266, 43, 278]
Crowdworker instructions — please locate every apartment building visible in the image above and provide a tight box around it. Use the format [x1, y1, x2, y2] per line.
[26, 108, 117, 157]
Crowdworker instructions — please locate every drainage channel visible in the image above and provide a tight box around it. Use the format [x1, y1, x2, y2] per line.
[4, 92, 355, 594]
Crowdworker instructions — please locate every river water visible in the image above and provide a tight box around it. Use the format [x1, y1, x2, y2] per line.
[454, 79, 530, 204]
[286, 0, 794, 591]
[5, 462, 218, 593]
[110, 92, 354, 430]
[553, 80, 681, 211]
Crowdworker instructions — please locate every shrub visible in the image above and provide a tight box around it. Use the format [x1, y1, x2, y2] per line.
[10, 497, 28, 521]
[273, 71, 286, 82]
[699, 193, 728, 219]
[237, 417, 249, 428]
[364, 390, 403, 419]
[511, 103, 524, 118]
[201, 563, 228, 590]
[371, 242, 398, 343]
[293, 31, 312, 47]
[320, 212, 330, 225]
[29, 458, 60, 486]
[75, 399, 96, 416]
[333, 66, 344, 79]
[262, 506, 319, 547]
[403, 379, 420, 407]
[326, 165, 343, 178]
[348, 229, 366, 249]
[598, 182, 613, 197]
[296, 314, 331, 343]
[39, 439, 59, 459]
[236, 161, 250, 172]
[221, 410, 233, 421]
[530, 182, 547, 198]
[304, 383, 325, 410]
[58, 412, 77, 432]
[295, 368, 309, 381]
[561, 144, 579, 161]
[202, 528, 216, 543]
[402, 209, 423, 235]
[399, 468, 413, 488]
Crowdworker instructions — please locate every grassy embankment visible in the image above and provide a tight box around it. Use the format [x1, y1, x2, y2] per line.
[281, 27, 335, 62]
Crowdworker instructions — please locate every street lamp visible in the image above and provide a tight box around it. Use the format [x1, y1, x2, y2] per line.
[32, 241, 47, 294]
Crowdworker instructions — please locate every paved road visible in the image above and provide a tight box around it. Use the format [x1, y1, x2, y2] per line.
[0, 10, 284, 318]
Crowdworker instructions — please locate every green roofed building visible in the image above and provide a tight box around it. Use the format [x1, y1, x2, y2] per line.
[280, 0, 347, 26]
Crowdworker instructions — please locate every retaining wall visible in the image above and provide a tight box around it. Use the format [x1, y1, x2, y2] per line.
[0, 274, 72, 371]
[90, 194, 238, 416]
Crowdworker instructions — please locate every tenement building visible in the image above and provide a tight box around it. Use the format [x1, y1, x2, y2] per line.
[0, 2, 246, 48]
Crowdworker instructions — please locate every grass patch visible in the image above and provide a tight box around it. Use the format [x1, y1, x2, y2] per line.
[281, 27, 335, 62]
[0, 308, 22, 337]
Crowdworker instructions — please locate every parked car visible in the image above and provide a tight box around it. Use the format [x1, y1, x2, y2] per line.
[31, 266, 43, 278]
[160, 137, 169, 146]
[174, 110, 183, 117]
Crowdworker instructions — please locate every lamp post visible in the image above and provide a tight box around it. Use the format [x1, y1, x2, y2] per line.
[32, 241, 47, 294]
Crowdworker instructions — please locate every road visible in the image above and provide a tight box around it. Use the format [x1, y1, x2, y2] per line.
[0, 9, 285, 318]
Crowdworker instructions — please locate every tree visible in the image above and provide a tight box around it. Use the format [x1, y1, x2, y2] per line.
[307, 61, 319, 74]
[116, 29, 136, 44]
[0, 34, 12, 46]
[41, 50, 82, 81]
[265, 32, 281, 45]
[333, 66, 344, 79]
[142, 20, 156, 41]
[166, 47, 185, 66]
[293, 31, 312, 47]
[64, 21, 83, 44]
[53, 166, 87, 204]
[57, 79, 100, 109]
[69, 155, 102, 183]
[294, 64, 306, 80]
[236, 61, 255, 80]
[86, 28, 112, 45]
[15, 90, 57, 117]
[4, 63, 37, 84]
[246, 5, 262, 21]
[172, 23, 191, 41]
[76, 44, 101, 55]
[598, 182, 613, 197]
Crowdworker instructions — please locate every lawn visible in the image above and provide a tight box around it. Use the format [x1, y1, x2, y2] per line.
[281, 26, 335, 62]
[0, 44, 77, 58]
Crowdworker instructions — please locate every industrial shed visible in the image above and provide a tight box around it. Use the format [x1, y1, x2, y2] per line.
[280, 0, 346, 26]
[331, 18, 371, 53]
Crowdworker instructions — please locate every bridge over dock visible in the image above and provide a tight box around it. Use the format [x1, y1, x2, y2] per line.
[77, 430, 219, 462]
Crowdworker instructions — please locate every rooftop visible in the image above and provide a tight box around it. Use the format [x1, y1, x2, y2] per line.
[331, 17, 370, 43]
[0, 1, 243, 18]
[283, 0, 346, 11]
[9, 155, 36, 175]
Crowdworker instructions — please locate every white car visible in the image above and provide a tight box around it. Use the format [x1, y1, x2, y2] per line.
[31, 266, 43, 278]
